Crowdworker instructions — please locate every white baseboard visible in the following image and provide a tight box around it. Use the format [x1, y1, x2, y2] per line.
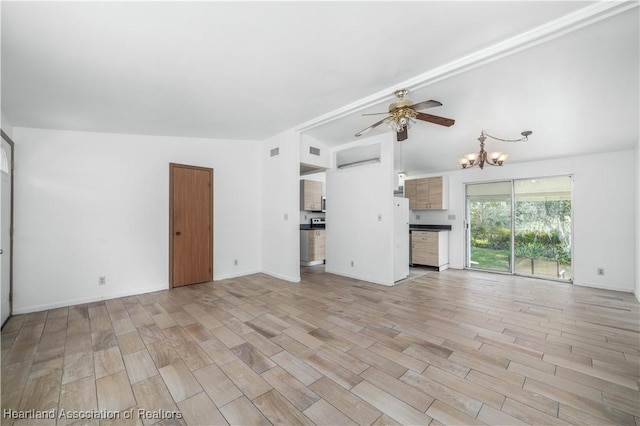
[13, 285, 168, 315]
[260, 269, 300, 283]
[12, 269, 300, 315]
[324, 268, 393, 287]
[214, 269, 262, 281]
[11, 267, 636, 315]
[572, 280, 635, 294]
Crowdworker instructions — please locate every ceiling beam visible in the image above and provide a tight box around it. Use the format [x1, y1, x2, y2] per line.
[295, 1, 638, 133]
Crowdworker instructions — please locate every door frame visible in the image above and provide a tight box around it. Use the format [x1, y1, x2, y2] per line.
[1, 129, 14, 328]
[169, 163, 214, 288]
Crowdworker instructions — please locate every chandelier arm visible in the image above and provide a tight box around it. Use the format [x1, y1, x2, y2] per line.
[468, 159, 504, 168]
[481, 131, 529, 143]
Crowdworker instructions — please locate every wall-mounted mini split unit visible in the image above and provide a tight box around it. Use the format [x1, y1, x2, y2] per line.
[336, 143, 381, 169]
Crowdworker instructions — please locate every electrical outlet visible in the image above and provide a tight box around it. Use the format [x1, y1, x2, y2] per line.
[284, 213, 288, 221]
[378, 214, 382, 222]
[98, 276, 106, 285]
[597, 268, 604, 276]
[415, 214, 420, 220]
[234, 259, 238, 266]
[350, 260, 354, 267]
[448, 214, 456, 220]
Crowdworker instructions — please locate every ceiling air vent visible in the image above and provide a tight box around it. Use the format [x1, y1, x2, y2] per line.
[270, 147, 279, 157]
[309, 146, 321, 156]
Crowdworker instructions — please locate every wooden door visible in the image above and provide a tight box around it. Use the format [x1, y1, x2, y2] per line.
[169, 163, 213, 287]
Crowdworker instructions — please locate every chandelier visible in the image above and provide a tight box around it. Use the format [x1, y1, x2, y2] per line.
[459, 130, 532, 169]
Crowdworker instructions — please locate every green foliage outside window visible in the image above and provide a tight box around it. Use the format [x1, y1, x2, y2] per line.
[470, 200, 572, 264]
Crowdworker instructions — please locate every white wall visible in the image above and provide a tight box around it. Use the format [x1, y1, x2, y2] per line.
[261, 129, 301, 282]
[12, 127, 262, 313]
[410, 149, 636, 293]
[300, 134, 331, 169]
[325, 134, 396, 286]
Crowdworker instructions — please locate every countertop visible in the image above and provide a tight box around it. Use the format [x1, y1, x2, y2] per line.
[409, 224, 452, 232]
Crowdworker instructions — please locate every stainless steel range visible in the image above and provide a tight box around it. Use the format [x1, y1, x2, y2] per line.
[310, 217, 325, 228]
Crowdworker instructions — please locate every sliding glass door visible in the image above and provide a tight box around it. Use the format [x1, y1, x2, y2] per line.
[466, 182, 512, 272]
[466, 176, 572, 281]
[514, 176, 572, 280]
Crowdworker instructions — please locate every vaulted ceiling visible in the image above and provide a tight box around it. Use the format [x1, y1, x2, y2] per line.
[2, 1, 638, 174]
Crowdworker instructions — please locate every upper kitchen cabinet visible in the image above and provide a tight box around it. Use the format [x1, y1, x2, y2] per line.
[404, 176, 449, 210]
[301, 179, 323, 211]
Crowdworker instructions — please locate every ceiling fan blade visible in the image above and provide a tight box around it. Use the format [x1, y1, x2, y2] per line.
[362, 112, 390, 116]
[410, 100, 442, 111]
[397, 127, 408, 142]
[415, 112, 455, 127]
[355, 116, 391, 137]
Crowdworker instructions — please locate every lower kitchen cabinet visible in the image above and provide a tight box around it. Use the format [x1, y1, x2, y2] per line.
[410, 230, 449, 270]
[300, 229, 325, 266]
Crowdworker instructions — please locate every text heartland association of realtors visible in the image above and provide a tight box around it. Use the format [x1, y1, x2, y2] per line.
[3, 409, 183, 420]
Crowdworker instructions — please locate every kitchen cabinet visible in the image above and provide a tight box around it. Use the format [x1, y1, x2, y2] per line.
[300, 229, 325, 266]
[411, 230, 449, 270]
[404, 179, 417, 210]
[404, 176, 448, 210]
[300, 179, 323, 211]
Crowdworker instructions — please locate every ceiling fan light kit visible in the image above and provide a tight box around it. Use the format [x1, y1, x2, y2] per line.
[459, 130, 532, 169]
[355, 89, 455, 141]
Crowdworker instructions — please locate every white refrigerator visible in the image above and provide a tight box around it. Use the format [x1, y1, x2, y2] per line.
[393, 198, 410, 282]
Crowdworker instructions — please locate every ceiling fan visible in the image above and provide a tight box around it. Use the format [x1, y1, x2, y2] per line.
[354, 89, 455, 141]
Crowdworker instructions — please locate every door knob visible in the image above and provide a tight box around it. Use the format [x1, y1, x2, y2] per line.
[175, 231, 182, 236]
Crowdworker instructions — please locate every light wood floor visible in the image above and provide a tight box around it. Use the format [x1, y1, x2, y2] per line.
[2, 268, 639, 425]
